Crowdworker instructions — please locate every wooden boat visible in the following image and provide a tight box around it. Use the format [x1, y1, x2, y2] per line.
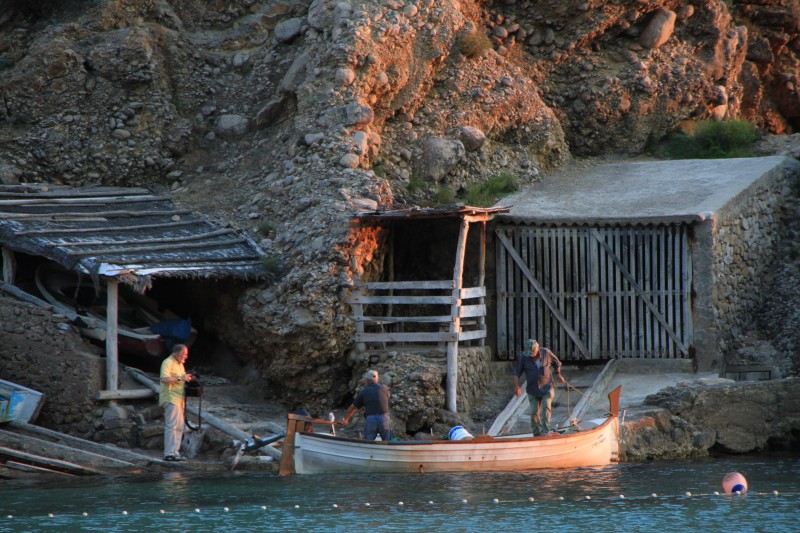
[279, 386, 621, 475]
[0, 379, 45, 424]
[34, 264, 196, 358]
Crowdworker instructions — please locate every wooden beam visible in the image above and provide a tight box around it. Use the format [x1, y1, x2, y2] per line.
[64, 236, 247, 256]
[478, 220, 487, 347]
[344, 294, 454, 305]
[355, 331, 457, 343]
[105, 279, 119, 392]
[97, 254, 262, 265]
[0, 186, 152, 198]
[2, 247, 15, 284]
[59, 228, 236, 248]
[0, 195, 163, 206]
[0, 209, 192, 219]
[0, 446, 103, 475]
[0, 281, 53, 310]
[93, 389, 155, 400]
[447, 218, 470, 412]
[14, 219, 199, 236]
[359, 280, 454, 290]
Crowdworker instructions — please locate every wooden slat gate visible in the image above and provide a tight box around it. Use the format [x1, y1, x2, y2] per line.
[496, 224, 693, 360]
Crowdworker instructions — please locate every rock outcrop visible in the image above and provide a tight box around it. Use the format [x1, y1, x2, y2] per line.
[621, 378, 800, 460]
[0, 0, 799, 415]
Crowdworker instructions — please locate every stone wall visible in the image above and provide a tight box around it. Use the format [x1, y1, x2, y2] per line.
[0, 295, 105, 438]
[710, 160, 800, 360]
[456, 346, 491, 412]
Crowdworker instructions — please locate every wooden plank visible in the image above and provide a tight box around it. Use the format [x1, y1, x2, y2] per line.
[14, 219, 199, 236]
[457, 328, 486, 341]
[496, 231, 589, 357]
[0, 446, 103, 475]
[459, 286, 486, 299]
[359, 280, 454, 290]
[0, 429, 137, 470]
[58, 228, 235, 248]
[65, 236, 247, 256]
[93, 389, 155, 400]
[351, 286, 366, 353]
[557, 227, 566, 352]
[0, 195, 162, 206]
[0, 209, 192, 219]
[0, 281, 53, 310]
[351, 315, 452, 324]
[643, 228, 653, 355]
[344, 294, 454, 305]
[682, 226, 693, 350]
[589, 229, 600, 358]
[10, 421, 165, 466]
[5, 461, 76, 475]
[477, 220, 487, 347]
[0, 186, 152, 198]
[354, 328, 456, 343]
[590, 229, 688, 355]
[496, 228, 509, 359]
[460, 304, 486, 318]
[487, 388, 528, 437]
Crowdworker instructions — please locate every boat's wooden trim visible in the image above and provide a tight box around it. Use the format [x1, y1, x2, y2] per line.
[282, 386, 623, 475]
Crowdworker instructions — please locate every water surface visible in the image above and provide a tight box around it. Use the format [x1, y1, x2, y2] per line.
[1, 455, 798, 532]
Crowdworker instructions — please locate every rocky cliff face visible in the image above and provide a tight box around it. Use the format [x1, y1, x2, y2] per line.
[1, 0, 799, 413]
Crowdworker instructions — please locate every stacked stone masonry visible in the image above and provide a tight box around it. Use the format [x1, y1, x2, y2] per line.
[711, 166, 799, 357]
[0, 295, 105, 438]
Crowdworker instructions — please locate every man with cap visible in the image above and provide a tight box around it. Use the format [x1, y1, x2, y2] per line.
[342, 369, 392, 441]
[513, 339, 565, 436]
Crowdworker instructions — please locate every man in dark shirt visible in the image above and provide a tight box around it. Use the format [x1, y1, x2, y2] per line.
[342, 369, 392, 441]
[513, 339, 565, 436]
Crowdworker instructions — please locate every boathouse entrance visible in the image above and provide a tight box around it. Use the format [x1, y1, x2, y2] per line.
[494, 223, 693, 361]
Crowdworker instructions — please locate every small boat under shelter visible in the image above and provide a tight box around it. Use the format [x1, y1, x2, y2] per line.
[279, 386, 621, 475]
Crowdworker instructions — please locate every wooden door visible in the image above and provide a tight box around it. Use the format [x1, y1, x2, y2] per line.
[495, 224, 692, 361]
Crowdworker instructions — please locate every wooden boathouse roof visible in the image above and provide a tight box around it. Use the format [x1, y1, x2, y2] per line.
[0, 183, 265, 287]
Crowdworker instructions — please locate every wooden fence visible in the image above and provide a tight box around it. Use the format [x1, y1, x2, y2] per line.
[345, 280, 487, 351]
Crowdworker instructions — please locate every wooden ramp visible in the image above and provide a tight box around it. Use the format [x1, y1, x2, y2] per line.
[0, 422, 173, 477]
[487, 363, 605, 436]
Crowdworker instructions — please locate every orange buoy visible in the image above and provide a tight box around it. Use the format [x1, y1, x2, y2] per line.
[722, 472, 748, 494]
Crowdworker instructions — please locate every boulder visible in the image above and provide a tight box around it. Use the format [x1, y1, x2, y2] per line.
[639, 9, 677, 49]
[420, 137, 466, 182]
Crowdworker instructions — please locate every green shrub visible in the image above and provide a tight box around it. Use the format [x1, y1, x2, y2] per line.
[433, 184, 455, 205]
[659, 120, 760, 159]
[260, 255, 281, 273]
[456, 30, 493, 59]
[257, 221, 275, 236]
[407, 172, 425, 194]
[463, 172, 519, 207]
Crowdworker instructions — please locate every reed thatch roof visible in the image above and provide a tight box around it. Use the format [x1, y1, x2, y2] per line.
[0, 184, 266, 288]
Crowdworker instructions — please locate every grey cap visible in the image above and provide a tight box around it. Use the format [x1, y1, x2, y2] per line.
[363, 369, 378, 380]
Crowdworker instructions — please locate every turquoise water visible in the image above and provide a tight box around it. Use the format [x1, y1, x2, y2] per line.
[1, 455, 798, 532]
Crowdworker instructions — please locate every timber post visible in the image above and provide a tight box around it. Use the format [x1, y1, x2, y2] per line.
[105, 278, 119, 392]
[446, 217, 470, 412]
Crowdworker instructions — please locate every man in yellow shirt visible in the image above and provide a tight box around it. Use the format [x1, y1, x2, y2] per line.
[160, 344, 193, 461]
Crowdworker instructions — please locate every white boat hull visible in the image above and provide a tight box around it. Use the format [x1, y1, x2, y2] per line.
[282, 387, 622, 475]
